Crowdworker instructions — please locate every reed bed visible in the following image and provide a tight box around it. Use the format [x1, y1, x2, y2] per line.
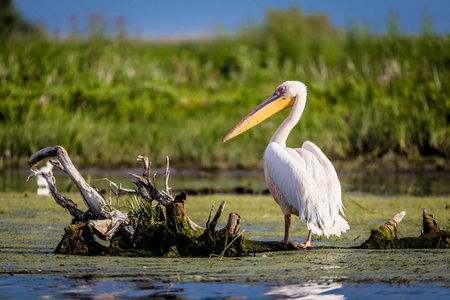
[0, 8, 448, 170]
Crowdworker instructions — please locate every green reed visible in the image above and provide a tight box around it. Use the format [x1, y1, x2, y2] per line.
[0, 8, 448, 170]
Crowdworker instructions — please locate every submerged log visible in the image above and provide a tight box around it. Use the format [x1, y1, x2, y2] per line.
[400, 208, 449, 249]
[360, 209, 449, 249]
[359, 211, 406, 249]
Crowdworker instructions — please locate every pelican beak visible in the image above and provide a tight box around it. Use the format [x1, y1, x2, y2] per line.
[222, 92, 295, 142]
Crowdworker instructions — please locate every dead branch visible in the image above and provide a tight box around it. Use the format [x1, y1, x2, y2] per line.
[206, 201, 226, 233]
[28, 146, 129, 240]
[27, 169, 85, 221]
[28, 146, 109, 218]
[128, 173, 172, 205]
[164, 156, 171, 195]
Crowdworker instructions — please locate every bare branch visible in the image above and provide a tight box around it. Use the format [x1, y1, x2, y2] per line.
[137, 155, 151, 178]
[206, 202, 216, 227]
[164, 156, 171, 195]
[28, 168, 85, 221]
[28, 146, 109, 218]
[90, 177, 138, 194]
[206, 201, 226, 233]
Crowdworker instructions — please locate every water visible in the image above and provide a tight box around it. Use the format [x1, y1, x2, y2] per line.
[1, 168, 449, 299]
[1, 168, 450, 196]
[1, 275, 449, 299]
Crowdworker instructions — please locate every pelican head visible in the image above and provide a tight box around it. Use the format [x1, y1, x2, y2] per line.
[222, 81, 306, 143]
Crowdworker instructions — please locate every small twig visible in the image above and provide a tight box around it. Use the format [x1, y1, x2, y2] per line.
[161, 190, 172, 199]
[206, 202, 216, 228]
[152, 172, 157, 186]
[49, 159, 64, 172]
[212, 201, 226, 226]
[207, 201, 226, 233]
[91, 177, 138, 194]
[344, 194, 369, 211]
[108, 182, 112, 205]
[164, 156, 171, 195]
[136, 155, 151, 177]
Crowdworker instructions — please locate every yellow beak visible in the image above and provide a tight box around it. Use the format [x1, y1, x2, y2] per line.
[222, 93, 295, 143]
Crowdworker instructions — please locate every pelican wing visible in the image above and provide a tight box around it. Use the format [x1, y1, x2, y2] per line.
[265, 141, 349, 237]
[299, 141, 345, 216]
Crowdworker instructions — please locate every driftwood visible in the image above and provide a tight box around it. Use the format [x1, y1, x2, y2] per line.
[27, 146, 281, 257]
[28, 146, 129, 241]
[27, 146, 448, 257]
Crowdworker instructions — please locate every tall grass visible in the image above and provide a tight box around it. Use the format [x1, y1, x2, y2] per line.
[0, 8, 448, 170]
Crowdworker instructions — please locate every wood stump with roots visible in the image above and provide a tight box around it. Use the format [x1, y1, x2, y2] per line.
[27, 146, 293, 257]
[27, 146, 449, 256]
[360, 209, 449, 249]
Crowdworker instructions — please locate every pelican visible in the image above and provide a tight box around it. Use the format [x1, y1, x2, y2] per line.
[223, 81, 349, 248]
[36, 160, 53, 196]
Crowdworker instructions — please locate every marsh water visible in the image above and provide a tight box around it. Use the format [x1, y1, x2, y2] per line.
[1, 167, 450, 196]
[1, 169, 449, 299]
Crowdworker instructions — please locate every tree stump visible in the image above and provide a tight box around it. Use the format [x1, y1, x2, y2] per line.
[360, 209, 449, 249]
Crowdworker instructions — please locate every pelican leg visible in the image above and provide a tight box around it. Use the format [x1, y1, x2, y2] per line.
[302, 230, 312, 248]
[282, 215, 299, 249]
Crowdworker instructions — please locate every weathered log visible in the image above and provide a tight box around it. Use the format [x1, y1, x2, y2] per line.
[27, 168, 86, 221]
[224, 212, 241, 237]
[421, 208, 444, 235]
[359, 211, 405, 249]
[27, 146, 250, 256]
[27, 146, 129, 240]
[360, 209, 449, 249]
[400, 208, 449, 249]
[245, 240, 299, 253]
[28, 146, 109, 218]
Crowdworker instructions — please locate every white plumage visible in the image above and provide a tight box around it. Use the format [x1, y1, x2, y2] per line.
[265, 141, 348, 238]
[223, 81, 349, 247]
[36, 161, 53, 196]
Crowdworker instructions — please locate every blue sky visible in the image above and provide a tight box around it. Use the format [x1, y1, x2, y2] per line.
[14, 0, 450, 38]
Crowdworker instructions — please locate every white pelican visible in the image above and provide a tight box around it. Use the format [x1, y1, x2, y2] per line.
[223, 81, 349, 248]
[36, 161, 53, 196]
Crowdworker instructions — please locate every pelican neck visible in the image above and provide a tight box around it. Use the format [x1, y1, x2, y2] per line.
[269, 94, 306, 147]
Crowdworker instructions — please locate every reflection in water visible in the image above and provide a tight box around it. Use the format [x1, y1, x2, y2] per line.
[264, 282, 344, 299]
[1, 276, 449, 299]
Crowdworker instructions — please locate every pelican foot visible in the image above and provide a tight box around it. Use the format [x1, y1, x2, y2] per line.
[301, 240, 311, 249]
[282, 239, 300, 250]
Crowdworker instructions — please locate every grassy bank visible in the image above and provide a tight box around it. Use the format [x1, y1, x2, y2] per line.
[1, 8, 449, 170]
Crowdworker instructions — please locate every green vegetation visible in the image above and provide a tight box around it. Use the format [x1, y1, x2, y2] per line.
[0, 7, 449, 170]
[1, 192, 449, 285]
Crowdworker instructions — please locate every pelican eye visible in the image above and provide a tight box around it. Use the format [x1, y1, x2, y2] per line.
[276, 86, 286, 95]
